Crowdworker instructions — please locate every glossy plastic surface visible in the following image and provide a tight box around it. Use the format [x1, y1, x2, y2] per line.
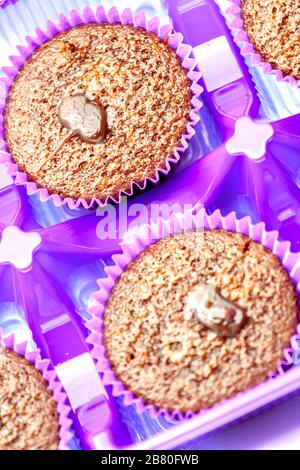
[0, 0, 300, 450]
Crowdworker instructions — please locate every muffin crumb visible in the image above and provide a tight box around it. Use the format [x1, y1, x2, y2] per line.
[104, 230, 298, 413]
[242, 0, 300, 79]
[5, 23, 192, 201]
[0, 348, 59, 450]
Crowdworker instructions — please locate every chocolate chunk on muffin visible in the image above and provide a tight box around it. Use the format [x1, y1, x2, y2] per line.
[5, 23, 192, 202]
[104, 230, 298, 413]
[0, 348, 59, 450]
[242, 0, 300, 79]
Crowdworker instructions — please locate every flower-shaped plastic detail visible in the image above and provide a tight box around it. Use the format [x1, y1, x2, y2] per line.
[0, 225, 41, 270]
[226, 117, 274, 160]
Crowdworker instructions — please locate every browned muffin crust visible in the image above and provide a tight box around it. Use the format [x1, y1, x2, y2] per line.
[0, 348, 59, 450]
[104, 230, 298, 413]
[242, 0, 300, 79]
[5, 23, 192, 201]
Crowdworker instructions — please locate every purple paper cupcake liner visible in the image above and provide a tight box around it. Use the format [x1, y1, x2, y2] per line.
[0, 5, 203, 210]
[86, 208, 300, 421]
[226, 0, 300, 88]
[0, 328, 74, 450]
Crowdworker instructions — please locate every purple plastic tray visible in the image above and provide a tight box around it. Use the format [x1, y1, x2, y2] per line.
[0, 0, 300, 450]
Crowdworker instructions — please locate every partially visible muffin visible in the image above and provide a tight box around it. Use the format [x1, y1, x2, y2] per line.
[242, 0, 300, 79]
[0, 348, 59, 450]
[5, 23, 192, 202]
[104, 230, 298, 413]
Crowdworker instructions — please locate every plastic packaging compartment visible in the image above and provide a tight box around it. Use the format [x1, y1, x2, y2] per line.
[0, 5, 202, 210]
[0, 0, 299, 450]
[0, 329, 74, 450]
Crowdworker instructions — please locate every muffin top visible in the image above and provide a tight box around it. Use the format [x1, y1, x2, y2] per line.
[242, 0, 300, 79]
[104, 230, 298, 413]
[0, 348, 59, 450]
[5, 23, 192, 202]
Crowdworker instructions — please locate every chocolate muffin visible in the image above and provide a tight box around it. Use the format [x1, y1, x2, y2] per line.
[104, 230, 298, 413]
[242, 0, 300, 79]
[5, 23, 192, 202]
[0, 348, 59, 450]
